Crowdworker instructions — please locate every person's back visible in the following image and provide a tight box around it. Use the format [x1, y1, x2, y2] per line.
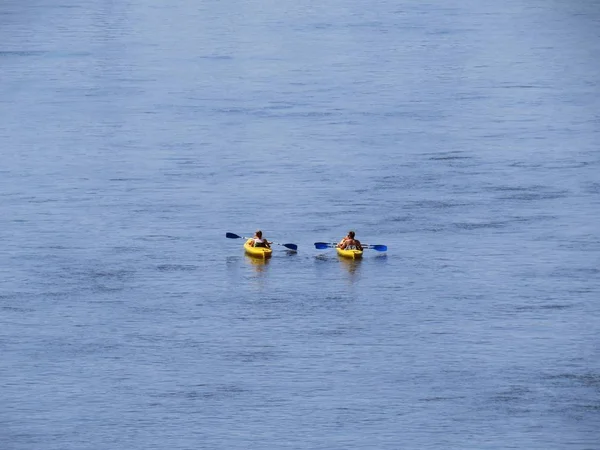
[351, 238, 362, 251]
[252, 230, 270, 248]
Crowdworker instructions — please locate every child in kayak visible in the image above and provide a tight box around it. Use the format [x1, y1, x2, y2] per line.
[337, 231, 362, 250]
[251, 230, 271, 248]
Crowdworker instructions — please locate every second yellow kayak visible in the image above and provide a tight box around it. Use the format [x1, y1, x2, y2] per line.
[336, 247, 363, 259]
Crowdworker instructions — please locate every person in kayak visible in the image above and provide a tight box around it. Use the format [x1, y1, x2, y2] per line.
[337, 231, 362, 250]
[251, 230, 271, 248]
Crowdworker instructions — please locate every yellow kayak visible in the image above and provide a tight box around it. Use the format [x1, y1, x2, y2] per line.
[336, 247, 363, 259]
[244, 239, 273, 259]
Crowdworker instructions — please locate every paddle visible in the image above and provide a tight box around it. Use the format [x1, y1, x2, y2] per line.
[226, 232, 298, 251]
[314, 242, 388, 252]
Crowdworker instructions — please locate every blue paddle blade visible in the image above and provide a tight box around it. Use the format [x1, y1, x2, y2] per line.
[283, 243, 298, 251]
[314, 242, 332, 249]
[368, 245, 387, 251]
[226, 232, 241, 239]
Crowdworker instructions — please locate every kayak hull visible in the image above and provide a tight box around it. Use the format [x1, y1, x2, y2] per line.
[244, 239, 273, 259]
[336, 247, 363, 259]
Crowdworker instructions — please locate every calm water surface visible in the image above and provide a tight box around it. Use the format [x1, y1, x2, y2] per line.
[1, 1, 600, 449]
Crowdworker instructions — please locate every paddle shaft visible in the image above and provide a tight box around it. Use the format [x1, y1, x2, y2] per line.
[314, 242, 387, 251]
[226, 232, 297, 251]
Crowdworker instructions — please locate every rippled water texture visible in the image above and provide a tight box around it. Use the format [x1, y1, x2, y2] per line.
[1, 1, 600, 449]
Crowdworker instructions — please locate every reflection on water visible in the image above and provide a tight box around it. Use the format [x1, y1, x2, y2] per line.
[245, 254, 270, 273]
[373, 254, 388, 263]
[339, 256, 362, 282]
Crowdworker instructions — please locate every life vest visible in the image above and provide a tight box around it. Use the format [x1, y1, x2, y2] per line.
[253, 238, 267, 247]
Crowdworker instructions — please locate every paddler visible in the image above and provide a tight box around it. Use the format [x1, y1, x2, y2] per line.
[251, 230, 271, 248]
[337, 231, 362, 251]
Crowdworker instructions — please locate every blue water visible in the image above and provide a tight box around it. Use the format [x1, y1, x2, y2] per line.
[2, 1, 600, 449]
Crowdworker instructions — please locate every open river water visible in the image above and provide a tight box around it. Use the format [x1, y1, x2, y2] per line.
[1, 0, 600, 449]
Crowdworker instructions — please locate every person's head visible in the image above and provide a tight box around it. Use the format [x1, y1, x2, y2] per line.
[348, 231, 355, 239]
[255, 230, 262, 238]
